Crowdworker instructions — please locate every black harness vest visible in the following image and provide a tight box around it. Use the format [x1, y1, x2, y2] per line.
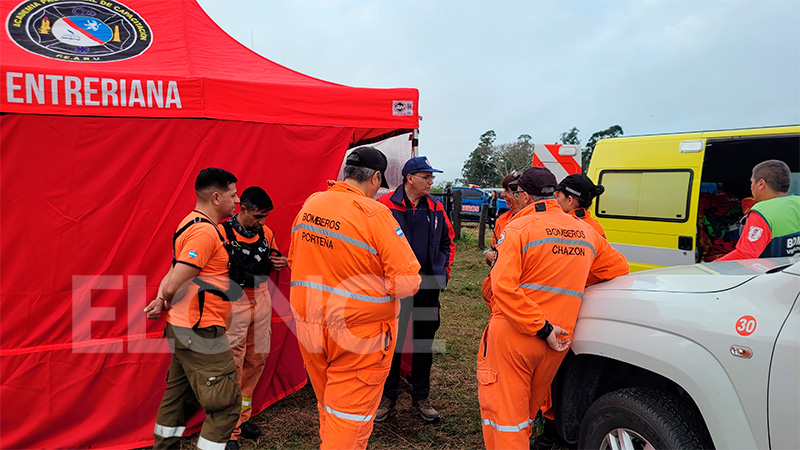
[221, 221, 279, 290]
[172, 217, 237, 330]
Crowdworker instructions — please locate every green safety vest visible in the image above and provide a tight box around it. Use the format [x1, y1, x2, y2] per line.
[749, 195, 800, 257]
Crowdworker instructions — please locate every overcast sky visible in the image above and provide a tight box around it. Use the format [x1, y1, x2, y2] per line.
[197, 0, 800, 182]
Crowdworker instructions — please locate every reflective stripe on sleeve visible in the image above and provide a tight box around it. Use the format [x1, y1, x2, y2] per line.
[519, 283, 583, 299]
[153, 423, 186, 438]
[323, 405, 374, 422]
[523, 237, 596, 257]
[241, 396, 252, 410]
[291, 223, 377, 254]
[481, 418, 533, 433]
[290, 280, 393, 303]
[197, 436, 227, 450]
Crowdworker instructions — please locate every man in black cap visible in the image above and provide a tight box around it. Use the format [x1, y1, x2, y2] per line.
[288, 147, 421, 450]
[478, 166, 628, 449]
[374, 156, 455, 423]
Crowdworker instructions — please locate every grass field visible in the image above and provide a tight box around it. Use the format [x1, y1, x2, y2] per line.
[175, 224, 507, 449]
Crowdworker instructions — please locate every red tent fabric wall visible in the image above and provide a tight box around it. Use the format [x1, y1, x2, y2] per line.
[0, 115, 348, 449]
[0, 1, 419, 448]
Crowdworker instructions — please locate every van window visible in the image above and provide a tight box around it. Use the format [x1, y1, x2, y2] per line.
[459, 189, 483, 200]
[702, 134, 800, 198]
[597, 170, 693, 222]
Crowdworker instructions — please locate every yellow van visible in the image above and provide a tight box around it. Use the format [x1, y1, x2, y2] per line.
[587, 125, 800, 271]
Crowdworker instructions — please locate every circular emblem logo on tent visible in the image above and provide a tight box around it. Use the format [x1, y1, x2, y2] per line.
[6, 0, 152, 62]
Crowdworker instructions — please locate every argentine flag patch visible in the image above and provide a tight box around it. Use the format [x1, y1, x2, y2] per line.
[188, 250, 198, 259]
[395, 227, 405, 238]
[497, 232, 505, 245]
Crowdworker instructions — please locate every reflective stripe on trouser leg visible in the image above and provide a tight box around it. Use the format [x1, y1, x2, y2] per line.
[481, 418, 534, 433]
[324, 405, 373, 422]
[478, 317, 541, 450]
[154, 424, 186, 438]
[197, 436, 227, 450]
[153, 329, 199, 450]
[296, 320, 396, 450]
[231, 293, 270, 441]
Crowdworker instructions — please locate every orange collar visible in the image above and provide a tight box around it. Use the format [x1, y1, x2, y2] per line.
[327, 180, 367, 197]
[515, 198, 562, 218]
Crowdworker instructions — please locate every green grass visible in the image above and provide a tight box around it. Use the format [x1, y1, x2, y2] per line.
[170, 223, 511, 449]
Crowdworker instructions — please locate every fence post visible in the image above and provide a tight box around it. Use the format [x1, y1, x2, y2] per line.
[452, 189, 462, 241]
[478, 204, 488, 249]
[444, 190, 453, 222]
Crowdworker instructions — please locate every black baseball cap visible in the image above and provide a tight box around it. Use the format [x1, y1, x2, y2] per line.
[556, 174, 604, 200]
[509, 167, 557, 196]
[346, 147, 389, 188]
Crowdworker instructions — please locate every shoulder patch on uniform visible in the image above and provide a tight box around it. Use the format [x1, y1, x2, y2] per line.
[535, 202, 546, 212]
[497, 232, 505, 245]
[188, 250, 198, 258]
[748, 226, 763, 242]
[395, 227, 405, 238]
[575, 208, 585, 218]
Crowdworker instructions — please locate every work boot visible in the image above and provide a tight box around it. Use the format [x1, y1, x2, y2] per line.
[530, 417, 570, 450]
[530, 432, 555, 450]
[240, 421, 262, 440]
[374, 397, 395, 423]
[412, 398, 440, 422]
[225, 440, 239, 450]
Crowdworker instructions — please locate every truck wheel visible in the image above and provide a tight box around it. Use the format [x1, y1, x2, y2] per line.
[578, 387, 713, 450]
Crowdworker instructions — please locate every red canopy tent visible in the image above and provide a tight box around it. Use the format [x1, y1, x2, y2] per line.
[0, 1, 418, 448]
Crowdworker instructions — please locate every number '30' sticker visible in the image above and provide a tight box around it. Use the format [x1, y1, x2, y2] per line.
[736, 315, 757, 336]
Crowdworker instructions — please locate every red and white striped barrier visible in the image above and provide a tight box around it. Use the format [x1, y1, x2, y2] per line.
[532, 144, 582, 181]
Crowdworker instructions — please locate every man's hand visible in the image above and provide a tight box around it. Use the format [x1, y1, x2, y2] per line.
[546, 325, 571, 352]
[485, 249, 497, 266]
[144, 297, 168, 320]
[270, 255, 288, 271]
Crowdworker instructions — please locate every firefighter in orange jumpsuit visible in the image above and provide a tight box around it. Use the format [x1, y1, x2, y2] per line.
[220, 186, 288, 450]
[289, 147, 421, 450]
[478, 167, 628, 450]
[555, 174, 606, 238]
[534, 173, 608, 449]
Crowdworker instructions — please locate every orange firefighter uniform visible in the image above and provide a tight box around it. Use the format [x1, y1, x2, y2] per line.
[478, 199, 628, 449]
[482, 210, 517, 304]
[221, 223, 278, 442]
[289, 181, 421, 450]
[569, 207, 605, 239]
[540, 206, 607, 421]
[492, 210, 515, 247]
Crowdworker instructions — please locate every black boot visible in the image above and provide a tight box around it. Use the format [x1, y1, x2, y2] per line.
[240, 420, 262, 440]
[530, 417, 564, 450]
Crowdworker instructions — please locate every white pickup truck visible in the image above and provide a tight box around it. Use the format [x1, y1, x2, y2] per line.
[551, 257, 800, 449]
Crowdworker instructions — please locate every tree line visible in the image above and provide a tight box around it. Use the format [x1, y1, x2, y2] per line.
[458, 125, 623, 187]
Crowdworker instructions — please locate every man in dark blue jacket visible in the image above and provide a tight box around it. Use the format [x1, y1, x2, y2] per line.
[375, 156, 455, 423]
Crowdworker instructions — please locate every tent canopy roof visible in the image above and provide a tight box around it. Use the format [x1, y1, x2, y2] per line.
[1, 0, 418, 135]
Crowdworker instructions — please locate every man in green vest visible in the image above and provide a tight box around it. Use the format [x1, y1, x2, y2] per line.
[719, 159, 800, 260]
